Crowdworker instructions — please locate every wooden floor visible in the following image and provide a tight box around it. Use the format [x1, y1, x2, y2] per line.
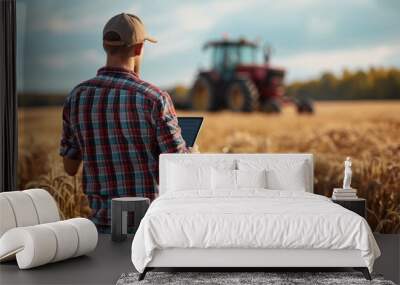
[0, 234, 398, 285]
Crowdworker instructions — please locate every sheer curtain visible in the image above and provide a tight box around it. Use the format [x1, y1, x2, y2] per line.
[0, 0, 17, 192]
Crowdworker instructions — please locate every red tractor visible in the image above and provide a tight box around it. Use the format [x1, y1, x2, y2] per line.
[189, 38, 314, 113]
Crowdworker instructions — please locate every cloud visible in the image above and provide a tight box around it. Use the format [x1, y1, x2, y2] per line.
[146, 64, 196, 88]
[38, 49, 104, 70]
[21, 0, 400, 92]
[143, 0, 357, 58]
[306, 16, 336, 37]
[31, 1, 142, 34]
[38, 17, 104, 34]
[145, 0, 262, 58]
[276, 42, 400, 81]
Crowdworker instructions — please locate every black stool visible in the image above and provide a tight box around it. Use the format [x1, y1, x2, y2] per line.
[111, 197, 150, 242]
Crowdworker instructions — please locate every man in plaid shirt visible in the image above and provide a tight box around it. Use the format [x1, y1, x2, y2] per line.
[59, 13, 193, 232]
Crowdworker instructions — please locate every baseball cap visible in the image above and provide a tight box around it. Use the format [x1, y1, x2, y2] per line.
[103, 13, 157, 46]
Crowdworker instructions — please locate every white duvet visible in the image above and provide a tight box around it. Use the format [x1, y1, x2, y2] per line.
[131, 190, 380, 273]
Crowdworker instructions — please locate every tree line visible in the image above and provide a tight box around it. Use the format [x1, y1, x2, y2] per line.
[286, 67, 400, 100]
[18, 67, 400, 107]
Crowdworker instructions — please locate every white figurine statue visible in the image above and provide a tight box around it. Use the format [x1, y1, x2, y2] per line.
[343, 157, 352, 189]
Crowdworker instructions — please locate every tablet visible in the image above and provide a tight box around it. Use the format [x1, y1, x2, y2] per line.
[178, 117, 203, 147]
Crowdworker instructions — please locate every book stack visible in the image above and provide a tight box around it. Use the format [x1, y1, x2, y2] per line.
[332, 188, 358, 200]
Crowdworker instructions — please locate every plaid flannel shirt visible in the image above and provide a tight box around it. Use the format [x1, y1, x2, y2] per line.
[60, 67, 188, 226]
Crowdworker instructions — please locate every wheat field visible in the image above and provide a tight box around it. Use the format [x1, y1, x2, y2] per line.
[18, 101, 400, 233]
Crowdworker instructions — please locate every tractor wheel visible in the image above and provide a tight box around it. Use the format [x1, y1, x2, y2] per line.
[296, 98, 314, 114]
[190, 76, 216, 111]
[261, 99, 281, 113]
[225, 79, 259, 112]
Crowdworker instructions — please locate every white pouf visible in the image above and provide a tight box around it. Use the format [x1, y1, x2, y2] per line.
[0, 196, 17, 237]
[65, 218, 98, 257]
[0, 225, 57, 268]
[1, 191, 40, 227]
[0, 218, 98, 269]
[24, 188, 60, 223]
[0, 189, 98, 269]
[42, 221, 79, 262]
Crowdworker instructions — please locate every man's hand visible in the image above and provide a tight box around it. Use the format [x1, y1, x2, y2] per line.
[188, 144, 200, 153]
[63, 157, 82, 176]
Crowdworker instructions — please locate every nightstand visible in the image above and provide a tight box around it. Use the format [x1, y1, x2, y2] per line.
[332, 198, 366, 219]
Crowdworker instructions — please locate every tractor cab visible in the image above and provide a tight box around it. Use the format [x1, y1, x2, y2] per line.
[204, 39, 261, 76]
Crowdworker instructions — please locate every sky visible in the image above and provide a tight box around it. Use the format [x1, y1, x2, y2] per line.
[16, 0, 400, 93]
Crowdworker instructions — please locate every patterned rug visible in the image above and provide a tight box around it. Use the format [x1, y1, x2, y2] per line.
[116, 271, 395, 285]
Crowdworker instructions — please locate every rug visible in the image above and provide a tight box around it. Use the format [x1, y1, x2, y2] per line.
[116, 271, 395, 285]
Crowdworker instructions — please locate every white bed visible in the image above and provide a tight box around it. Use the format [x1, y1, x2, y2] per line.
[131, 154, 380, 280]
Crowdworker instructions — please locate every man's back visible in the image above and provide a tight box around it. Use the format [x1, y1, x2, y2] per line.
[60, 13, 189, 230]
[60, 67, 187, 226]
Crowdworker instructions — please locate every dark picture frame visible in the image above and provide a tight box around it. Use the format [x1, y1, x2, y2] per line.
[0, 0, 17, 192]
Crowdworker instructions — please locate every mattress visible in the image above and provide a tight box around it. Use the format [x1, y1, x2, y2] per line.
[131, 189, 380, 273]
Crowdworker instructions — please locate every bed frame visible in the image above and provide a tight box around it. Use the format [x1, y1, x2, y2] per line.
[139, 248, 370, 280]
[139, 154, 371, 281]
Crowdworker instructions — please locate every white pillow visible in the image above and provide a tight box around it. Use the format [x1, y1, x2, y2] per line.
[212, 169, 268, 190]
[167, 162, 212, 191]
[211, 168, 237, 190]
[238, 159, 308, 191]
[166, 158, 236, 170]
[236, 169, 267, 189]
[266, 169, 306, 191]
